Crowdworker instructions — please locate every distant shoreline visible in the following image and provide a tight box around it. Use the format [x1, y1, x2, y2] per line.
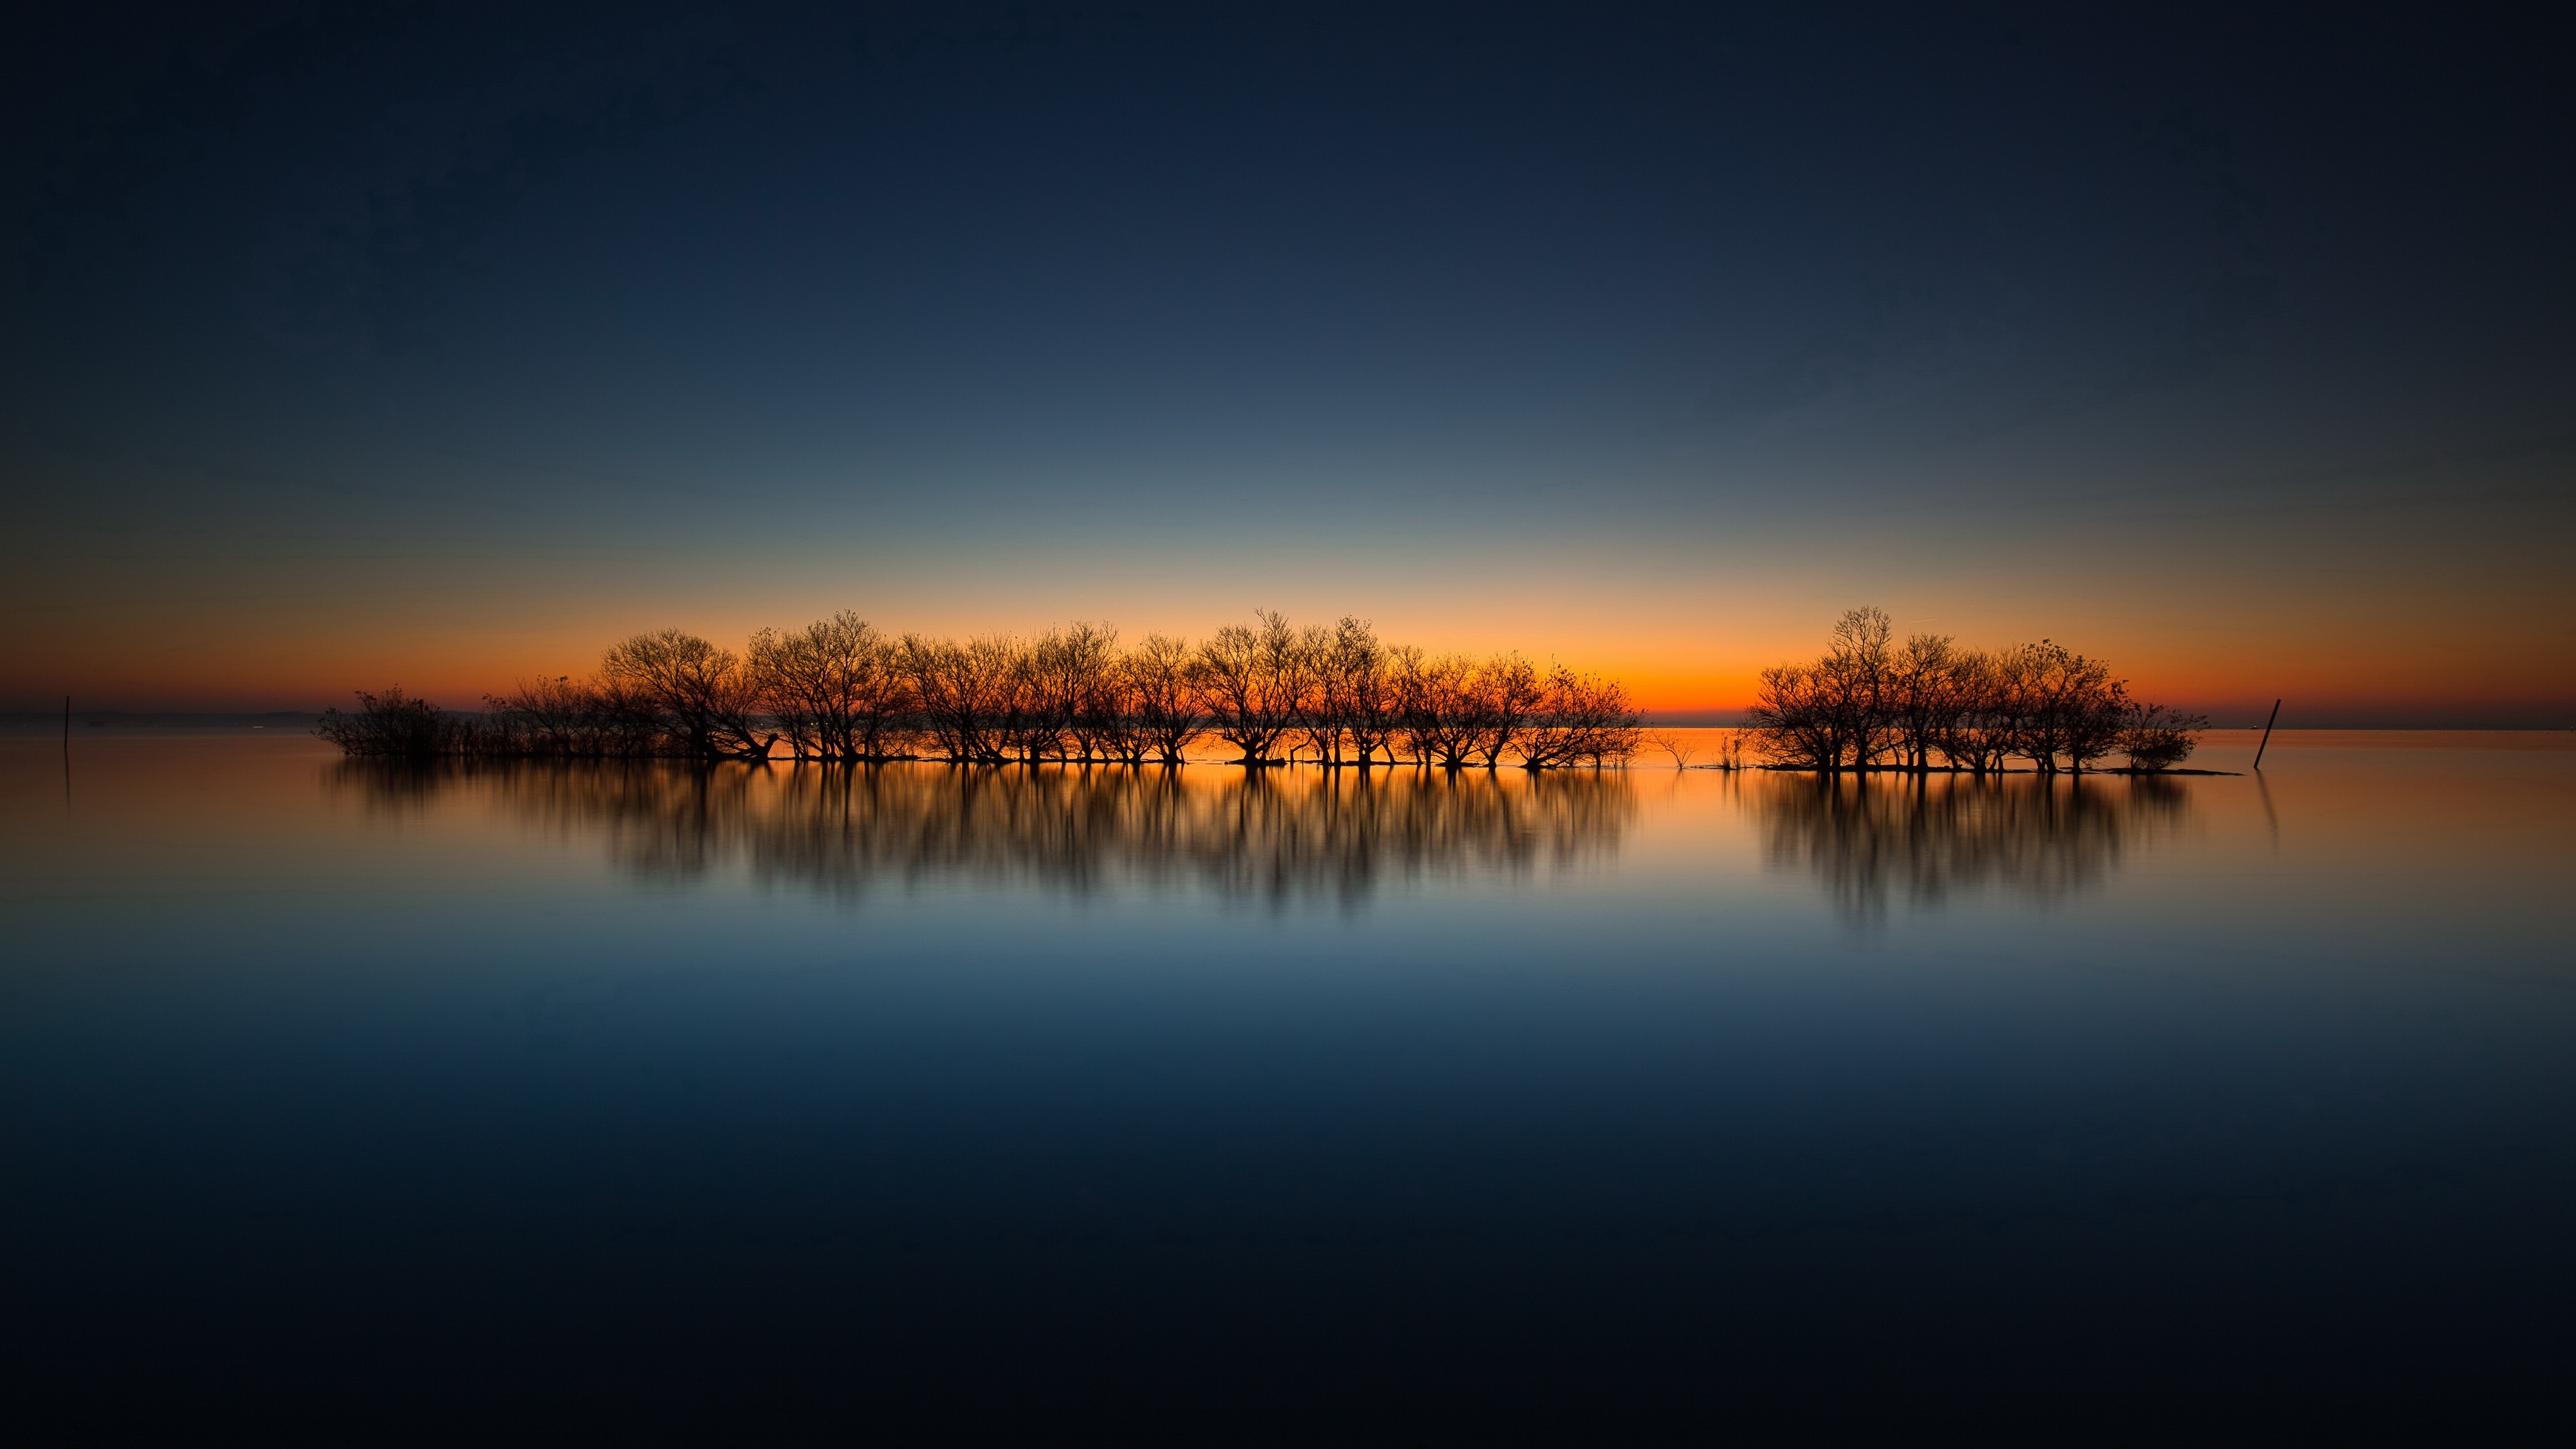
[0, 712, 319, 732]
[5, 713, 2569, 733]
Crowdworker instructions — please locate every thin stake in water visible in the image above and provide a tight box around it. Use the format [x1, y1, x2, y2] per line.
[2253, 698, 2282, 771]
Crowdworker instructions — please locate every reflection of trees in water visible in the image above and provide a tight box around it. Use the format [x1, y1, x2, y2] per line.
[333, 761, 1636, 906]
[1755, 772, 2189, 923]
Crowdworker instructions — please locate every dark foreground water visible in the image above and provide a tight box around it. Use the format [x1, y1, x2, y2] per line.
[5, 732, 2573, 1432]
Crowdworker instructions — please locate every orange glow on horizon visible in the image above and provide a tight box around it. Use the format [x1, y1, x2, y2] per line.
[13, 604, 2571, 727]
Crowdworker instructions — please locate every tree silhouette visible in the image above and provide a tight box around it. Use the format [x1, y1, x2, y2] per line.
[339, 610, 1662, 773]
[1747, 611, 2202, 775]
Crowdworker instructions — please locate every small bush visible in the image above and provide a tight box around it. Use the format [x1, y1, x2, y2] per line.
[315, 688, 480, 759]
[2120, 702, 2209, 772]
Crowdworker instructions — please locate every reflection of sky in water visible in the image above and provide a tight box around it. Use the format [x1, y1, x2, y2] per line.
[1754, 773, 2192, 924]
[316, 757, 2221, 924]
[327, 758, 1641, 907]
[3, 735, 2574, 1411]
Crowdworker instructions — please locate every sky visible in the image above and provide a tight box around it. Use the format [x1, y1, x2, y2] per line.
[3, 1, 2570, 724]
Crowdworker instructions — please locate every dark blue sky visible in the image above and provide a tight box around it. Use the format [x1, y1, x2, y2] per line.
[4, 3, 2570, 716]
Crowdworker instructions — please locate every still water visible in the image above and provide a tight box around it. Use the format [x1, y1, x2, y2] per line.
[5, 732, 2573, 1419]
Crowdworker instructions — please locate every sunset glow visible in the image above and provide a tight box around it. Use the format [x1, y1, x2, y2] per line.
[8, 7, 2576, 1429]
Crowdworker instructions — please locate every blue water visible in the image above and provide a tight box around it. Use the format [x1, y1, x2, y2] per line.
[5, 735, 2572, 1424]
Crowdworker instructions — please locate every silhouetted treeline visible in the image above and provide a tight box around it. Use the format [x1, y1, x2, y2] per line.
[320, 610, 1643, 768]
[1745, 608, 2208, 774]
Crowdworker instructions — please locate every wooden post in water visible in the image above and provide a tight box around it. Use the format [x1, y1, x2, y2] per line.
[2253, 698, 2282, 771]
[62, 694, 70, 747]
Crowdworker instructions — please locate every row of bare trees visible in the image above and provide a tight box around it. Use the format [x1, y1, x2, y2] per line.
[325, 611, 1644, 767]
[1746, 608, 2207, 774]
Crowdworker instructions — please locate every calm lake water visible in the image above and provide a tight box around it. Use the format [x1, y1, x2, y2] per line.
[5, 731, 2574, 1425]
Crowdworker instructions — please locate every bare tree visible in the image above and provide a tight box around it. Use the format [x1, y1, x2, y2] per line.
[1006, 625, 1116, 764]
[1395, 650, 1485, 770]
[1746, 661, 1839, 771]
[1291, 622, 1344, 767]
[903, 633, 1016, 763]
[1342, 621, 1404, 769]
[748, 627, 826, 759]
[1886, 633, 1956, 772]
[2002, 640, 2118, 775]
[1071, 623, 1125, 762]
[1124, 633, 1204, 765]
[600, 629, 773, 760]
[1194, 609, 1305, 765]
[1750, 607, 1898, 773]
[1821, 606, 1895, 770]
[1518, 667, 1644, 768]
[1468, 653, 1544, 769]
[1644, 730, 1699, 769]
[1934, 650, 2008, 775]
[748, 612, 911, 761]
[1088, 651, 1155, 765]
[484, 675, 600, 757]
[2064, 675, 2131, 775]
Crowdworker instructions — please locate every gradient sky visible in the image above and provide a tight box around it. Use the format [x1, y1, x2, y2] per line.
[4, 3, 2571, 724]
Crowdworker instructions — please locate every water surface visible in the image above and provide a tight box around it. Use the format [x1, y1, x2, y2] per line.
[5, 732, 2573, 1421]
